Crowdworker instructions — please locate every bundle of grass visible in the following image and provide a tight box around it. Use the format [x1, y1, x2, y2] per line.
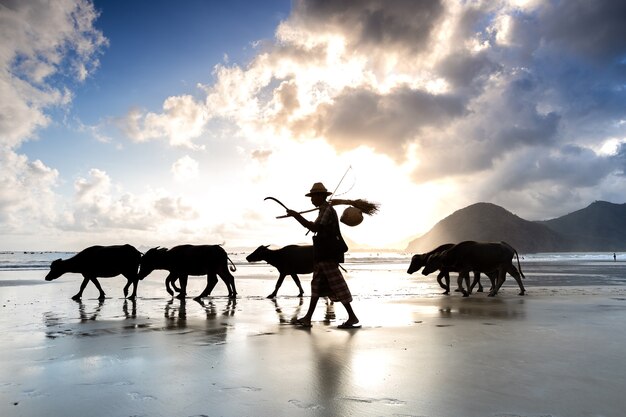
[275, 198, 379, 226]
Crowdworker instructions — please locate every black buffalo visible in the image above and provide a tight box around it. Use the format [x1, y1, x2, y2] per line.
[422, 241, 525, 297]
[408, 243, 490, 295]
[138, 245, 237, 300]
[45, 244, 142, 301]
[246, 245, 313, 298]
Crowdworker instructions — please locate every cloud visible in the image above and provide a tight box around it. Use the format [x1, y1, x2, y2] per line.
[0, 146, 59, 230]
[251, 149, 272, 163]
[154, 197, 198, 220]
[63, 168, 198, 231]
[171, 155, 199, 181]
[288, 0, 446, 54]
[0, 0, 107, 237]
[0, 0, 107, 148]
[122, 95, 208, 148]
[66, 0, 626, 244]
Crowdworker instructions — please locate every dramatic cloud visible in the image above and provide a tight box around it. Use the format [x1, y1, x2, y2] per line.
[0, 0, 107, 235]
[5, 0, 625, 249]
[120, 0, 626, 223]
[122, 95, 208, 148]
[0, 146, 59, 231]
[0, 0, 107, 147]
[63, 168, 198, 232]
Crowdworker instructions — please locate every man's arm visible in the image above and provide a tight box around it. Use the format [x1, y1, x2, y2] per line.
[286, 209, 319, 233]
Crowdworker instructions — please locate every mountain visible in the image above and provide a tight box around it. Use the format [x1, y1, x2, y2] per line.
[406, 200, 626, 254]
[538, 201, 626, 251]
[406, 202, 567, 253]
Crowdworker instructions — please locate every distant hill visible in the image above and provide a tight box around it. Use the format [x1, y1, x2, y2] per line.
[538, 201, 626, 251]
[405, 201, 626, 254]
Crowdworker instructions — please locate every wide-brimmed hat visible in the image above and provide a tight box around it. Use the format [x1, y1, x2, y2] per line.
[305, 182, 332, 197]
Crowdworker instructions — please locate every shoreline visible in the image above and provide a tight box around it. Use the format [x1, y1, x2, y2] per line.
[2, 268, 626, 416]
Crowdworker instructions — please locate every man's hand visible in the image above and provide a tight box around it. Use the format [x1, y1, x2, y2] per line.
[286, 209, 298, 217]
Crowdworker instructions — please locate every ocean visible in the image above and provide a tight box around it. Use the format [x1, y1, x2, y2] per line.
[3, 250, 626, 289]
[0, 249, 622, 271]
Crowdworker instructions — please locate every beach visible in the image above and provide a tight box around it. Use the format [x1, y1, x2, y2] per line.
[1, 255, 626, 417]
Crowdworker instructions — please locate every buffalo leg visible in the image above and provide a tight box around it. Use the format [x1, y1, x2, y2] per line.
[456, 272, 470, 297]
[164, 272, 178, 296]
[485, 272, 497, 293]
[507, 265, 526, 295]
[72, 276, 91, 300]
[455, 273, 465, 293]
[489, 269, 507, 296]
[176, 275, 188, 299]
[195, 272, 218, 300]
[469, 272, 484, 293]
[216, 267, 237, 298]
[291, 274, 304, 297]
[455, 273, 462, 292]
[437, 271, 450, 295]
[267, 273, 286, 298]
[123, 273, 139, 300]
[90, 277, 106, 300]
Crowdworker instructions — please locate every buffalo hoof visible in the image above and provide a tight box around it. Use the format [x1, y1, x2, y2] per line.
[297, 293, 304, 297]
[477, 288, 484, 293]
[462, 292, 469, 297]
[71, 294, 81, 301]
[127, 295, 136, 301]
[442, 291, 450, 295]
[266, 293, 276, 299]
[175, 293, 186, 300]
[488, 292, 496, 297]
[518, 291, 526, 296]
[98, 295, 106, 301]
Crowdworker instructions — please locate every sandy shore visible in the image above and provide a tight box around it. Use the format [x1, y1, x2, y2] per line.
[2, 261, 626, 417]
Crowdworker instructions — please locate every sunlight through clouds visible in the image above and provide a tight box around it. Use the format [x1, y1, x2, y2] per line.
[2, 0, 626, 250]
[171, 155, 199, 182]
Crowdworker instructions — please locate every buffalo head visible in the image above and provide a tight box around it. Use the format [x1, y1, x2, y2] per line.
[45, 259, 64, 281]
[138, 247, 167, 280]
[407, 254, 426, 274]
[246, 245, 270, 263]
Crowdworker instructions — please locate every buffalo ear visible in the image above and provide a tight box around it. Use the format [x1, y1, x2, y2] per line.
[263, 245, 270, 249]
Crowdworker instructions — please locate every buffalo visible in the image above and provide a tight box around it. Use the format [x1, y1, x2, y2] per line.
[138, 245, 237, 300]
[422, 241, 525, 297]
[246, 245, 313, 298]
[45, 244, 142, 301]
[408, 243, 489, 295]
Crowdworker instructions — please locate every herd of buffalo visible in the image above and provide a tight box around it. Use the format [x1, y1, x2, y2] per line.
[44, 241, 525, 301]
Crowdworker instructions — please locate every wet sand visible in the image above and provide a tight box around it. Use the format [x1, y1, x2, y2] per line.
[2, 261, 626, 417]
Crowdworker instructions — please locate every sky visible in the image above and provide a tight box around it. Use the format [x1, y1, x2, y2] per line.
[1, 0, 626, 252]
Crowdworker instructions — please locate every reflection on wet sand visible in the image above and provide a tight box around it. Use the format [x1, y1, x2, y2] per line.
[271, 297, 304, 324]
[223, 298, 237, 317]
[123, 299, 136, 319]
[308, 331, 358, 415]
[164, 298, 187, 330]
[435, 297, 527, 320]
[78, 299, 104, 322]
[195, 298, 217, 319]
[194, 297, 238, 319]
